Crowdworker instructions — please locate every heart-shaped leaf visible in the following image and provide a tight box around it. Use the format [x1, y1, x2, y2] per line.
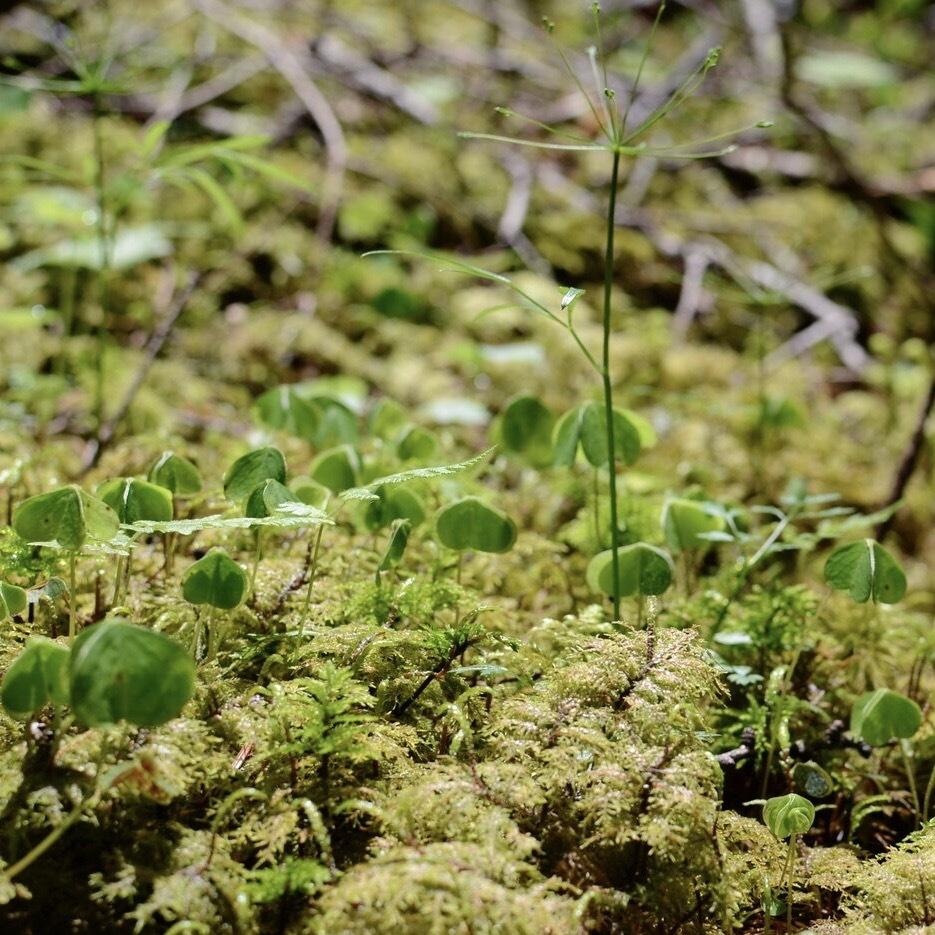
[498, 395, 555, 467]
[223, 447, 287, 502]
[662, 498, 726, 553]
[850, 688, 921, 746]
[148, 451, 202, 496]
[824, 539, 907, 604]
[1, 637, 70, 719]
[13, 485, 119, 551]
[553, 402, 641, 468]
[396, 425, 438, 461]
[69, 618, 195, 727]
[253, 385, 321, 441]
[310, 445, 359, 493]
[763, 793, 815, 839]
[244, 479, 297, 519]
[435, 497, 516, 553]
[363, 486, 426, 532]
[181, 549, 248, 610]
[0, 581, 28, 619]
[586, 542, 674, 598]
[98, 478, 173, 524]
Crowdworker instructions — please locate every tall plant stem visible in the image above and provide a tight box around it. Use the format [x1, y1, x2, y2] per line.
[785, 834, 797, 930]
[901, 740, 921, 825]
[602, 148, 623, 620]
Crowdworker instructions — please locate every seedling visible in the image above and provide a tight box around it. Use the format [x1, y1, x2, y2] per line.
[68, 616, 194, 725]
[586, 542, 674, 627]
[851, 688, 923, 823]
[0, 580, 27, 621]
[662, 498, 728, 553]
[435, 497, 517, 555]
[396, 425, 439, 461]
[362, 486, 426, 533]
[181, 548, 248, 661]
[376, 518, 411, 587]
[13, 485, 119, 640]
[148, 450, 203, 497]
[824, 539, 907, 604]
[762, 793, 815, 932]
[497, 395, 555, 468]
[254, 385, 321, 442]
[310, 445, 360, 494]
[244, 479, 299, 591]
[224, 446, 288, 502]
[148, 451, 203, 575]
[97, 477, 173, 603]
[1, 636, 70, 720]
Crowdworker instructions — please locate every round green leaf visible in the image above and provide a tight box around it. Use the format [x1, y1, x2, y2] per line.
[310, 445, 359, 493]
[290, 476, 330, 509]
[148, 451, 202, 496]
[253, 385, 321, 441]
[662, 498, 726, 553]
[586, 542, 675, 598]
[69, 618, 195, 727]
[98, 478, 173, 524]
[181, 549, 248, 610]
[824, 539, 907, 604]
[0, 581, 28, 620]
[396, 425, 439, 461]
[223, 447, 287, 502]
[553, 402, 641, 468]
[363, 486, 426, 532]
[13, 485, 119, 552]
[792, 762, 834, 800]
[244, 479, 297, 519]
[498, 396, 555, 467]
[763, 793, 815, 839]
[435, 497, 516, 554]
[850, 688, 922, 747]
[1, 637, 70, 719]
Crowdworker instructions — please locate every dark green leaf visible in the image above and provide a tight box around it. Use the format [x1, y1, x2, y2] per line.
[435, 497, 516, 553]
[223, 447, 287, 502]
[181, 549, 248, 610]
[1, 637, 70, 719]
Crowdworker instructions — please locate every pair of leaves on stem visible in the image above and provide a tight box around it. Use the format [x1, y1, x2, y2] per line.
[850, 688, 921, 746]
[13, 485, 119, 551]
[824, 538, 907, 604]
[1, 619, 195, 727]
[586, 542, 674, 598]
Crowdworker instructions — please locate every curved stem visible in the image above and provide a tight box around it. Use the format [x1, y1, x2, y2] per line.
[902, 740, 921, 825]
[602, 148, 622, 621]
[300, 521, 327, 627]
[786, 834, 797, 930]
[68, 552, 78, 642]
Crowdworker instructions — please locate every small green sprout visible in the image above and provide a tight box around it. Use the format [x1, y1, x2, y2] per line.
[586, 542, 674, 626]
[497, 395, 555, 468]
[253, 385, 321, 442]
[0, 580, 27, 620]
[244, 479, 299, 591]
[98, 477, 173, 604]
[148, 451, 203, 575]
[148, 451, 203, 497]
[181, 548, 248, 661]
[376, 518, 411, 587]
[852, 688, 924, 825]
[396, 425, 439, 461]
[553, 401, 641, 468]
[223, 446, 287, 502]
[661, 498, 727, 553]
[435, 497, 517, 554]
[310, 445, 360, 493]
[363, 486, 426, 533]
[824, 538, 907, 604]
[69, 617, 195, 727]
[13, 485, 120, 640]
[1, 636, 70, 720]
[762, 793, 815, 932]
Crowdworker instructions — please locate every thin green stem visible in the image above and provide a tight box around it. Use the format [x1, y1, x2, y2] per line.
[785, 834, 797, 930]
[902, 740, 921, 825]
[68, 552, 78, 642]
[602, 148, 622, 621]
[922, 762, 935, 824]
[300, 522, 327, 628]
[250, 529, 263, 595]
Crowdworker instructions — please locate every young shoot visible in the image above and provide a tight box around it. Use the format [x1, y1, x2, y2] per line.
[181, 548, 249, 662]
[762, 793, 815, 932]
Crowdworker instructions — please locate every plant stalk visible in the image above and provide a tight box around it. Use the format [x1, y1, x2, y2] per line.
[602, 147, 622, 620]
